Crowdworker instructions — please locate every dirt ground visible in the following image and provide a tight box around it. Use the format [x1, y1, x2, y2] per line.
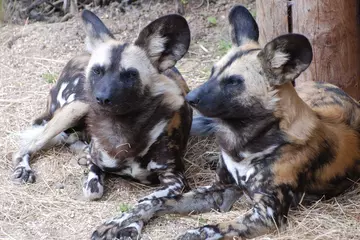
[0, 1, 359, 240]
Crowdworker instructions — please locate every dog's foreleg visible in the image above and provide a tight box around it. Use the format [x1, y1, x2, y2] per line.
[139, 171, 188, 201]
[12, 101, 89, 183]
[177, 189, 292, 240]
[83, 162, 105, 200]
[91, 184, 243, 240]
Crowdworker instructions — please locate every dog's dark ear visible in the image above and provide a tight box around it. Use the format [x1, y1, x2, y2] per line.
[228, 5, 259, 46]
[81, 10, 115, 52]
[135, 14, 190, 72]
[258, 34, 313, 86]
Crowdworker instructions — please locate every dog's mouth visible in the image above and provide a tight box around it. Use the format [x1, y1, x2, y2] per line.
[90, 101, 137, 116]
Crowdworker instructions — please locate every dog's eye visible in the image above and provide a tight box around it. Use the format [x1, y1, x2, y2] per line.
[224, 75, 244, 86]
[92, 66, 104, 76]
[123, 68, 139, 79]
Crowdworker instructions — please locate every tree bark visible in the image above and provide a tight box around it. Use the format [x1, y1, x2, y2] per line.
[256, 0, 289, 46]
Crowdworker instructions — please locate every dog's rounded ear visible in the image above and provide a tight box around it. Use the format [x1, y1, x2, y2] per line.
[258, 34, 313, 86]
[81, 10, 115, 52]
[228, 5, 259, 46]
[135, 14, 191, 72]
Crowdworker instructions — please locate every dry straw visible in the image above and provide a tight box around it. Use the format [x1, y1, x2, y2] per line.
[0, 1, 359, 239]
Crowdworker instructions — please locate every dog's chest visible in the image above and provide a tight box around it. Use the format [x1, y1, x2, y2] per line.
[88, 119, 169, 183]
[221, 145, 277, 187]
[91, 146, 154, 183]
[221, 151, 256, 186]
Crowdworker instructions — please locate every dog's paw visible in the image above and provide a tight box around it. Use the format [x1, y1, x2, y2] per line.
[177, 225, 223, 240]
[12, 165, 35, 184]
[91, 219, 142, 240]
[83, 173, 104, 200]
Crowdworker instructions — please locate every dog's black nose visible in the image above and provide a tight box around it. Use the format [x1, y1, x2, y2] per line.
[186, 97, 200, 106]
[95, 95, 111, 105]
[185, 90, 200, 106]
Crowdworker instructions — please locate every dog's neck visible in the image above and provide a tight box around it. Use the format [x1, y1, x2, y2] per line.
[216, 110, 283, 157]
[274, 82, 319, 144]
[87, 95, 173, 159]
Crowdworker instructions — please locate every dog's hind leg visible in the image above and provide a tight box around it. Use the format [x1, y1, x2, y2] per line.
[12, 101, 89, 184]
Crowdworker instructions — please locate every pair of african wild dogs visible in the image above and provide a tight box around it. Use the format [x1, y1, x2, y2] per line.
[11, 5, 360, 240]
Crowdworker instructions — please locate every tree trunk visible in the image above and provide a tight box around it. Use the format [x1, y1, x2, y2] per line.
[256, 0, 289, 46]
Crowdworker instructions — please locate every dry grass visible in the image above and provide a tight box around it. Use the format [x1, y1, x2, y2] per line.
[0, 1, 359, 240]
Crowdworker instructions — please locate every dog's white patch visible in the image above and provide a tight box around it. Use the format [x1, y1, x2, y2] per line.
[99, 150, 119, 169]
[201, 227, 223, 240]
[147, 160, 167, 171]
[143, 182, 182, 200]
[139, 120, 167, 157]
[245, 167, 256, 182]
[222, 145, 278, 185]
[67, 93, 76, 103]
[73, 77, 79, 86]
[56, 82, 68, 107]
[221, 150, 255, 185]
[121, 161, 147, 181]
[19, 125, 66, 151]
[88, 171, 98, 180]
[56, 82, 77, 107]
[267, 207, 274, 217]
[90, 137, 119, 169]
[83, 170, 104, 201]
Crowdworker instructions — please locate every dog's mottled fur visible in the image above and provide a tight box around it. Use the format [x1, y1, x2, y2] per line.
[91, 5, 360, 240]
[11, 10, 193, 239]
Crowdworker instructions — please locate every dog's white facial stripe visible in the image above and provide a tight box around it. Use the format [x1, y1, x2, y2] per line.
[120, 45, 156, 87]
[86, 41, 115, 78]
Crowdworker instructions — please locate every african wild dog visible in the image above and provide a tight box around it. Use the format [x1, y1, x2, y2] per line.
[11, 9, 193, 237]
[90, 5, 360, 240]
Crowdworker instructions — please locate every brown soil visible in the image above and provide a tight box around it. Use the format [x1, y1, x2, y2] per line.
[0, 1, 359, 240]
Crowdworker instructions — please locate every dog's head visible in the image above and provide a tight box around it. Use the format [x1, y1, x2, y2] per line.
[82, 10, 190, 114]
[186, 5, 312, 119]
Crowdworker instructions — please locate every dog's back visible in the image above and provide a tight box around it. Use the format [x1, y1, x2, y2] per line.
[291, 81, 360, 199]
[296, 81, 360, 131]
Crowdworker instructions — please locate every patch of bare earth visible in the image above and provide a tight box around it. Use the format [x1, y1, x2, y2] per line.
[0, 1, 359, 239]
